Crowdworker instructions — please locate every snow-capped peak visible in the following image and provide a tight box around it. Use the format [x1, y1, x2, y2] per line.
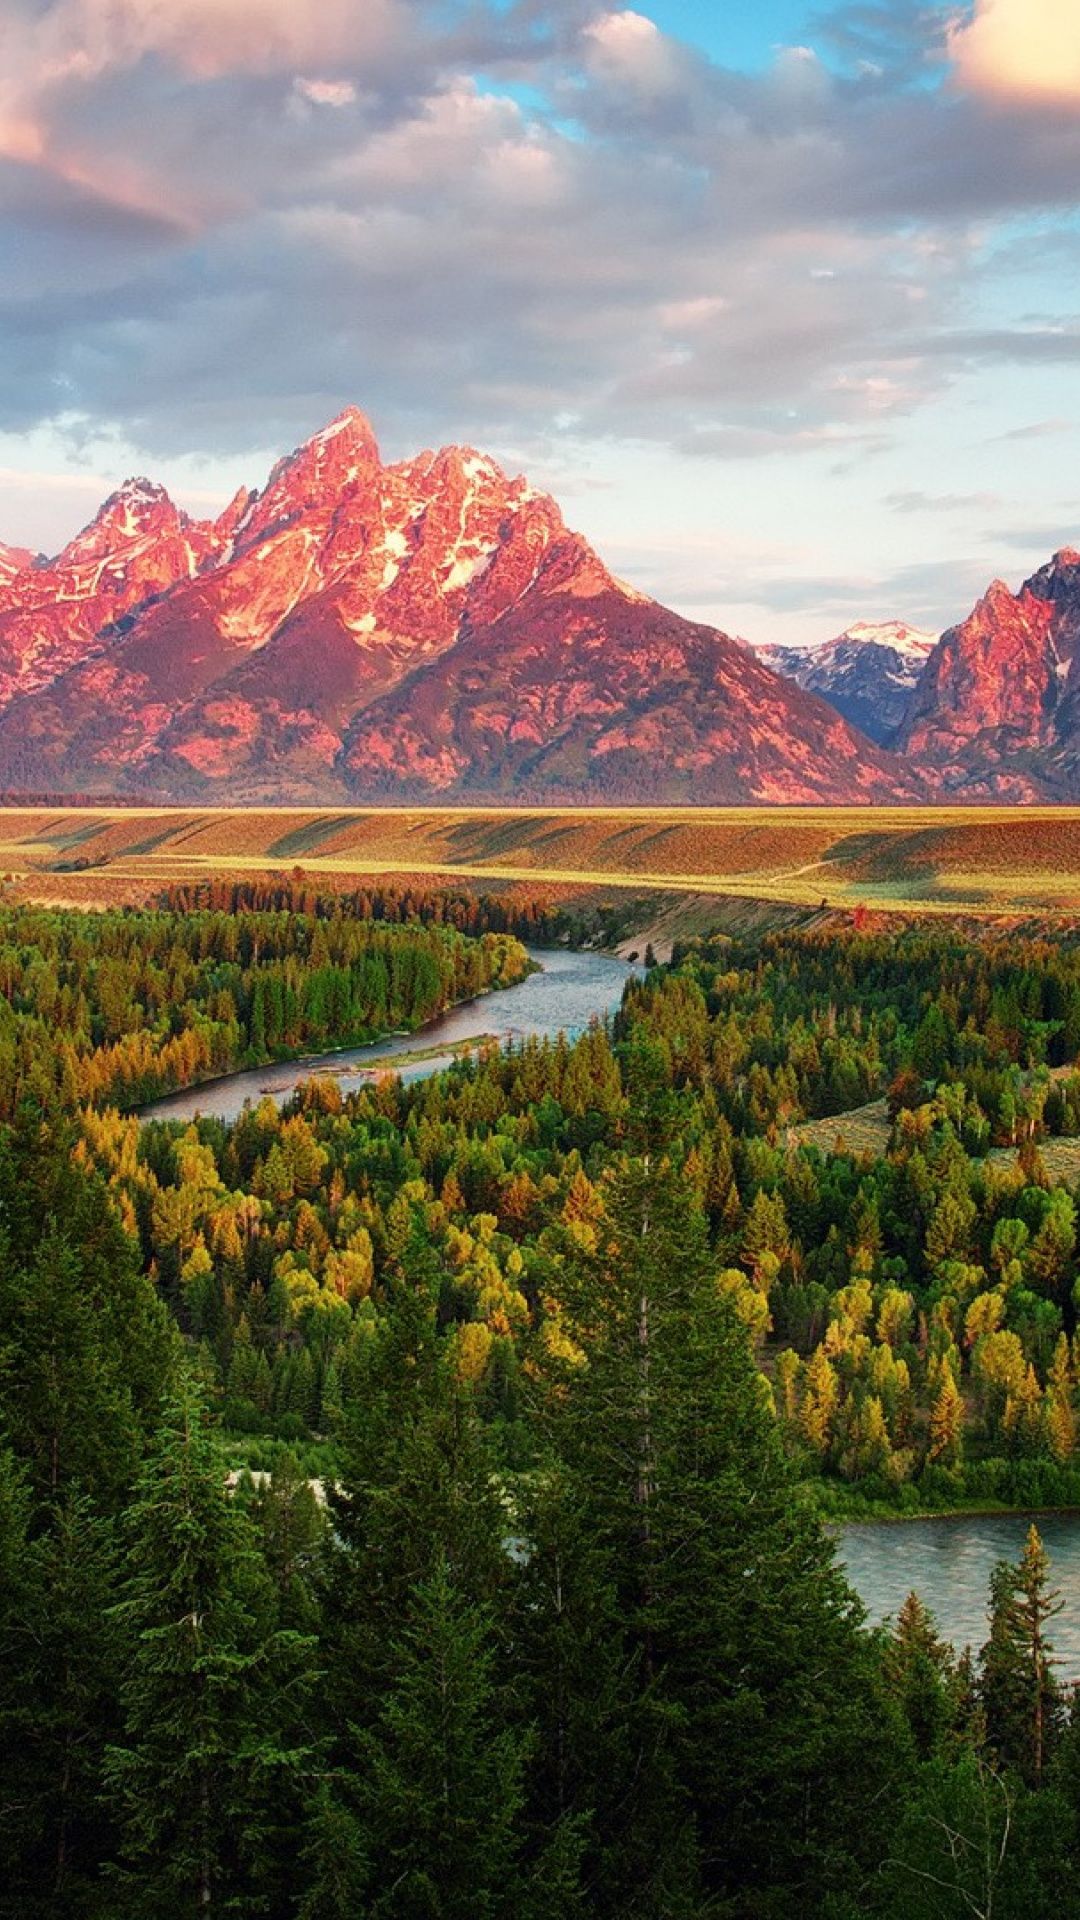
[838, 620, 938, 660]
[309, 405, 378, 449]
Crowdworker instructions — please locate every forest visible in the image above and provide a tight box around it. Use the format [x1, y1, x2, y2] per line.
[6, 896, 1080, 1914]
[0, 897, 531, 1112]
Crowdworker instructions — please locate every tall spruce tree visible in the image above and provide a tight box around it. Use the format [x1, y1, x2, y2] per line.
[536, 1154, 905, 1917]
[0, 1131, 177, 1514]
[980, 1526, 1064, 1788]
[0, 1497, 123, 1919]
[311, 1221, 556, 1918]
[105, 1376, 315, 1918]
[349, 1554, 531, 1920]
[883, 1591, 962, 1760]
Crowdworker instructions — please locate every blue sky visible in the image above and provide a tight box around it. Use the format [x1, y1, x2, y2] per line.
[1, 0, 1079, 645]
[647, 1, 812, 65]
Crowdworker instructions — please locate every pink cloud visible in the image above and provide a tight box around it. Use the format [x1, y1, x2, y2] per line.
[582, 10, 688, 97]
[948, 0, 1080, 104]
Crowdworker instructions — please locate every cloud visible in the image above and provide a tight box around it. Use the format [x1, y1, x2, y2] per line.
[293, 79, 359, 111]
[990, 523, 1080, 553]
[988, 417, 1073, 442]
[887, 488, 1003, 512]
[2, 0, 418, 87]
[948, 0, 1080, 105]
[582, 10, 680, 92]
[1, 0, 1079, 527]
[918, 324, 1080, 364]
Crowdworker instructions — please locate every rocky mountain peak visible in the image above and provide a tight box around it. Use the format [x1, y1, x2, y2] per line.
[57, 477, 187, 569]
[749, 618, 939, 747]
[0, 405, 923, 806]
[242, 410, 381, 547]
[0, 541, 37, 585]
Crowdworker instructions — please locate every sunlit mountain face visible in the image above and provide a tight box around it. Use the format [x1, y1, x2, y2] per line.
[0, 410, 925, 805]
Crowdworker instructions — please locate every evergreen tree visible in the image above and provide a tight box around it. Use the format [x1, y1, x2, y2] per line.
[980, 1527, 1064, 1788]
[105, 1377, 315, 1917]
[540, 1154, 905, 1916]
[313, 1225, 557, 1916]
[883, 1591, 960, 1760]
[245, 1450, 325, 1632]
[347, 1555, 533, 1920]
[928, 1369, 965, 1468]
[0, 1497, 123, 1919]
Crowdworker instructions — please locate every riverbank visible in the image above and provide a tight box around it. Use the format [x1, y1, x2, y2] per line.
[138, 944, 637, 1124]
[133, 944, 538, 1120]
[807, 1479, 1080, 1526]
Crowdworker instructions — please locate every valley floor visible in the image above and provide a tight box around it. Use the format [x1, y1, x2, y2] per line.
[5, 802, 1080, 931]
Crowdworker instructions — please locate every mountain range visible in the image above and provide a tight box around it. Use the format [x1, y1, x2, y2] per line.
[0, 407, 1076, 806]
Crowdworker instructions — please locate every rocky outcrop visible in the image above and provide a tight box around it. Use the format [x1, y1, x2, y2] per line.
[899, 550, 1080, 798]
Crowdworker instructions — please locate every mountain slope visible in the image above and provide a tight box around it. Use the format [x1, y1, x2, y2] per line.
[341, 590, 919, 803]
[900, 549, 1080, 798]
[0, 542, 37, 587]
[0, 410, 923, 805]
[0, 480, 223, 718]
[753, 622, 937, 746]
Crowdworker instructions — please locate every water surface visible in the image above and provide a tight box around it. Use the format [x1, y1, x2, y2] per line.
[140, 945, 636, 1123]
[838, 1511, 1080, 1674]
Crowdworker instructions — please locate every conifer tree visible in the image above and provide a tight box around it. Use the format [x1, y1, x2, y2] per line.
[928, 1369, 965, 1468]
[347, 1555, 533, 1920]
[883, 1591, 960, 1760]
[313, 1222, 559, 1916]
[540, 1153, 903, 1915]
[980, 1526, 1064, 1788]
[105, 1377, 315, 1917]
[0, 1494, 127, 1918]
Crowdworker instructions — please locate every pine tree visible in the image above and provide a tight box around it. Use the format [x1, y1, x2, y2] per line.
[539, 1154, 904, 1915]
[349, 1555, 532, 1920]
[0, 1443, 37, 1911]
[980, 1526, 1064, 1787]
[0, 1215, 174, 1514]
[245, 1450, 325, 1631]
[0, 1497, 123, 1918]
[1046, 1333, 1076, 1464]
[511, 1462, 652, 1920]
[105, 1377, 315, 1917]
[883, 1591, 959, 1759]
[314, 1226, 551, 1916]
[928, 1368, 965, 1468]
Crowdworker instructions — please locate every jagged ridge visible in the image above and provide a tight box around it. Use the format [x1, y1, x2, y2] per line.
[751, 623, 938, 748]
[0, 409, 923, 805]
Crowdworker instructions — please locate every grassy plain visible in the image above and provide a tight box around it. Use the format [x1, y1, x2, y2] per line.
[3, 803, 1080, 925]
[791, 1088, 1080, 1187]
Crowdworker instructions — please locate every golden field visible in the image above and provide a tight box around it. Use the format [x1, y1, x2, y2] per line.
[3, 803, 1080, 921]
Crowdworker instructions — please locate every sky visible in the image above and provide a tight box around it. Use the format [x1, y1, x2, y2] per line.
[1, 0, 1079, 646]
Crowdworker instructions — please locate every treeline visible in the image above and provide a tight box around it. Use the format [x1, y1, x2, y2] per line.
[6, 1120, 1080, 1918]
[158, 878, 645, 951]
[0, 904, 529, 1113]
[159, 877, 565, 939]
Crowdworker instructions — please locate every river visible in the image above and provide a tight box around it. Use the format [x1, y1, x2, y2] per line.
[140, 945, 638, 1124]
[141, 955, 1080, 1676]
[838, 1512, 1080, 1673]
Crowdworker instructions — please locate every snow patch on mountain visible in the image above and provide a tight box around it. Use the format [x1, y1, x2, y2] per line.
[750, 620, 940, 747]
